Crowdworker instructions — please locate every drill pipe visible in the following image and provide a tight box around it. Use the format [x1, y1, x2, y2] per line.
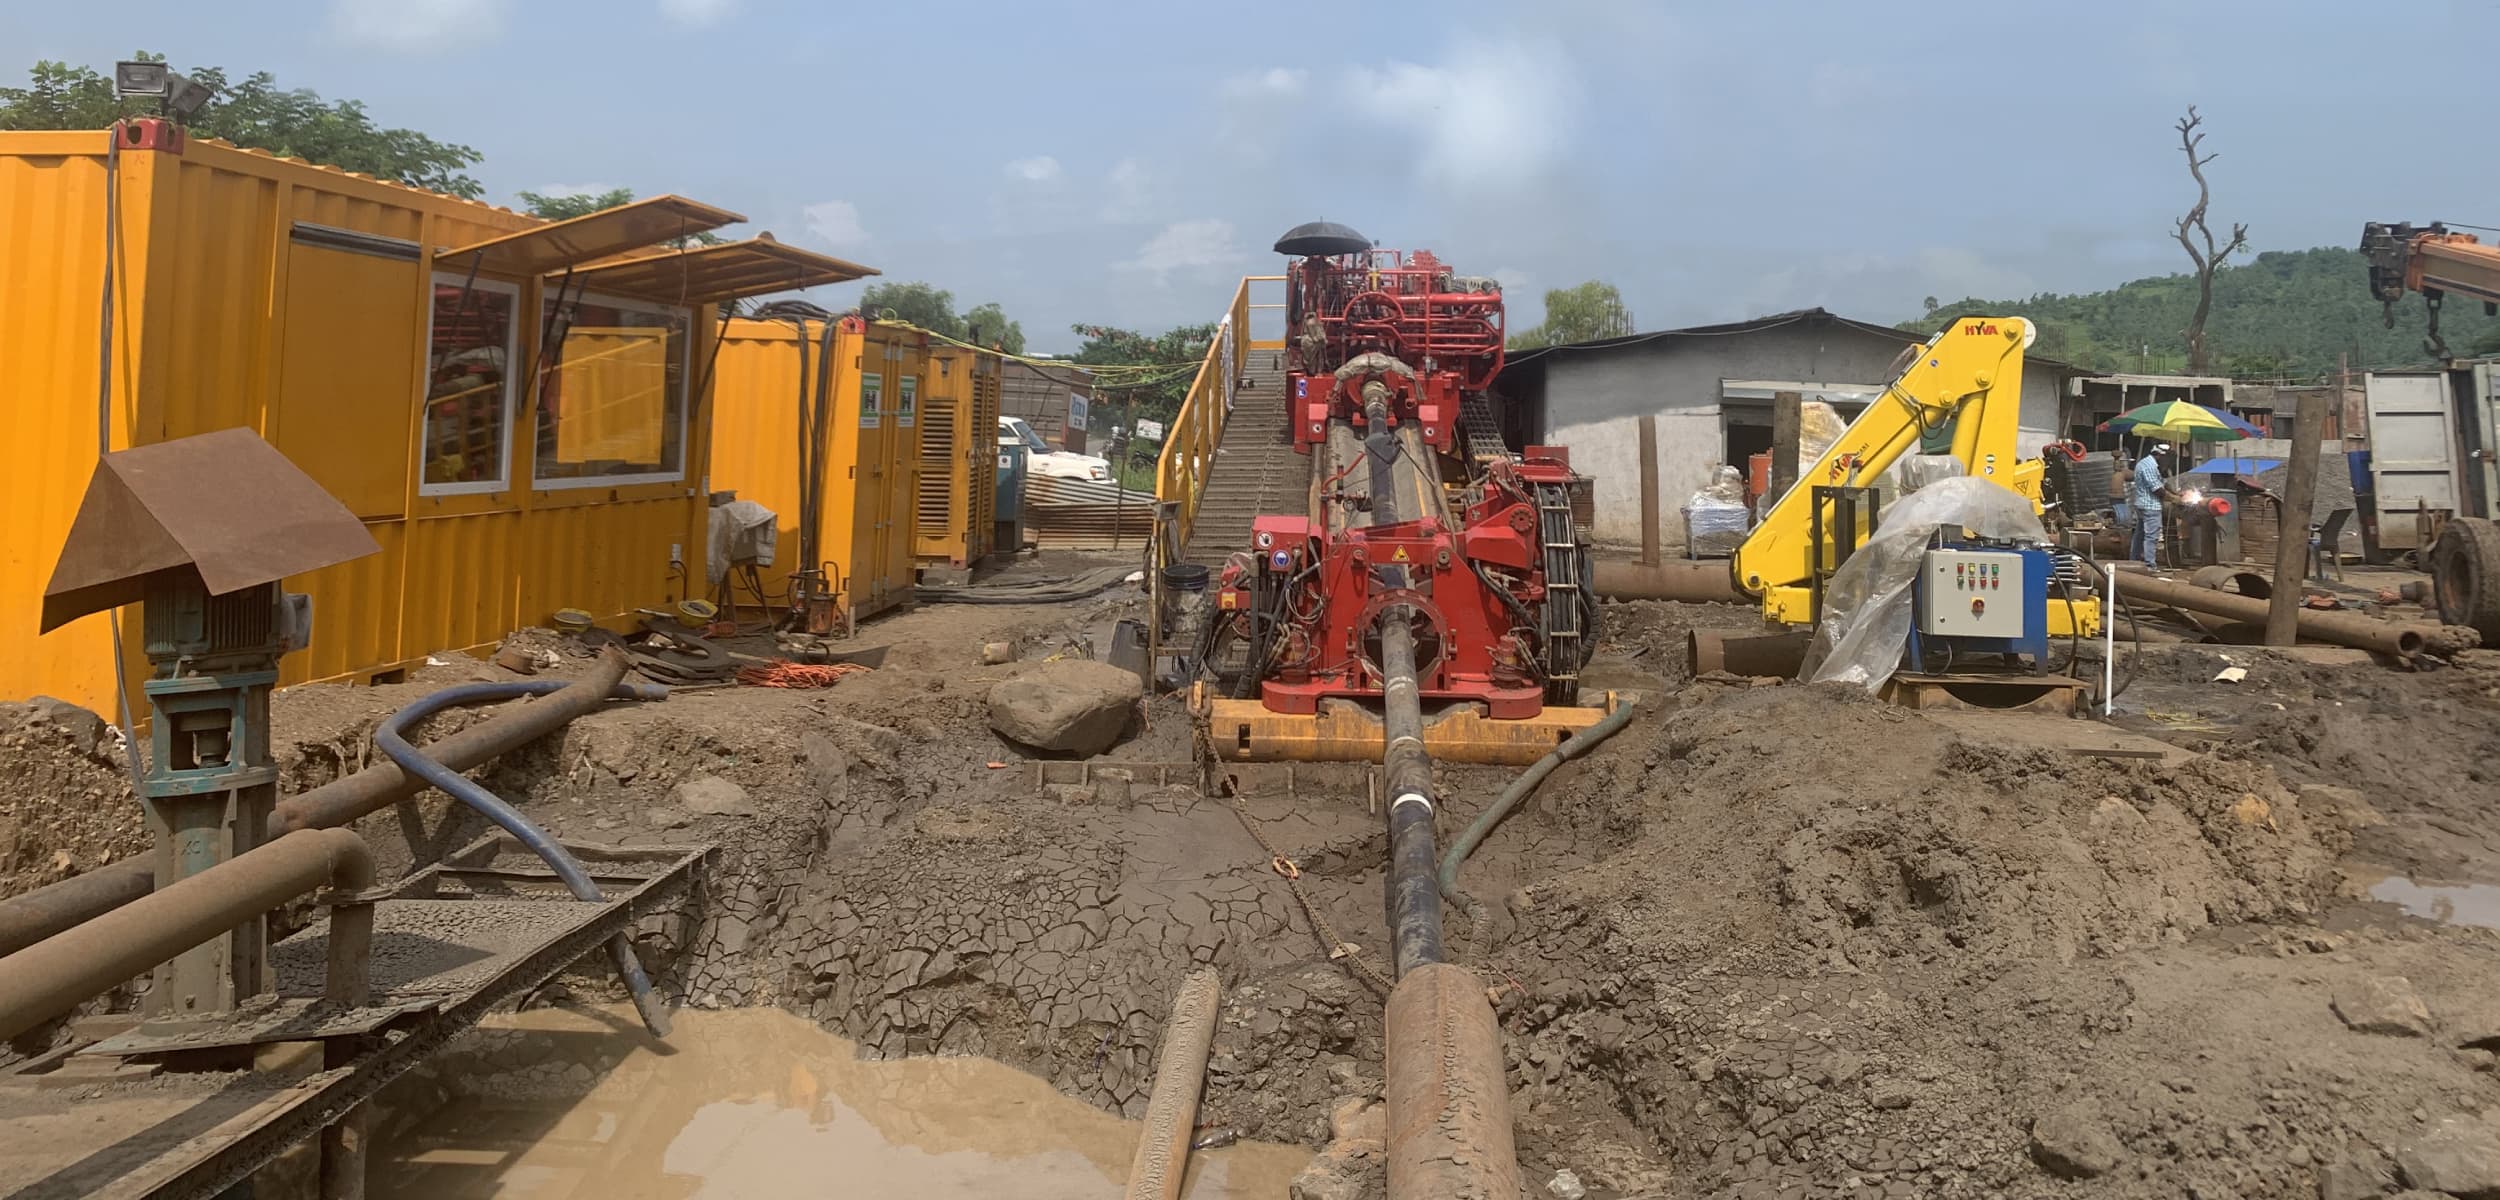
[1379, 617, 1446, 979]
[0, 828, 374, 1042]
[1384, 962, 1522, 1200]
[1122, 967, 1223, 1200]
[2115, 571, 2441, 658]
[0, 650, 655, 958]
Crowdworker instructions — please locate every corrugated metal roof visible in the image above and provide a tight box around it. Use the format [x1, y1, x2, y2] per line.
[438, 195, 745, 278]
[570, 236, 877, 303]
[1505, 307, 2097, 376]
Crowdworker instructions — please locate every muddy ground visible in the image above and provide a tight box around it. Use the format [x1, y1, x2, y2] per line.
[7, 553, 2500, 1199]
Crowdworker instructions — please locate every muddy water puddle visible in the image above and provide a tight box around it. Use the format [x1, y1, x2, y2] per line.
[2367, 875, 2500, 931]
[375, 1006, 1307, 1199]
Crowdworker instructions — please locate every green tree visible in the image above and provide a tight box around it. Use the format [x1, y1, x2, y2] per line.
[1068, 321, 1218, 489]
[516, 187, 724, 246]
[859, 281, 966, 337]
[516, 186, 636, 221]
[857, 282, 1024, 349]
[0, 54, 484, 198]
[1508, 280, 1635, 349]
[964, 302, 1026, 354]
[1899, 246, 2499, 375]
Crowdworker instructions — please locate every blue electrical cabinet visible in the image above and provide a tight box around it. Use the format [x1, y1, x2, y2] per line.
[995, 440, 1029, 554]
[1906, 545, 2056, 672]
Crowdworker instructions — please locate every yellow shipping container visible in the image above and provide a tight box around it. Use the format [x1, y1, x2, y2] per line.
[915, 345, 1004, 569]
[0, 121, 873, 716]
[710, 317, 925, 630]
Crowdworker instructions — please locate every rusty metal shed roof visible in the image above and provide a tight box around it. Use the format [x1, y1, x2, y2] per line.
[569, 236, 879, 303]
[41, 429, 380, 632]
[437, 195, 744, 277]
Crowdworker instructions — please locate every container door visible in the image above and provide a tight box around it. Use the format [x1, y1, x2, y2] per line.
[273, 239, 422, 518]
[852, 338, 890, 614]
[2366, 371, 2461, 549]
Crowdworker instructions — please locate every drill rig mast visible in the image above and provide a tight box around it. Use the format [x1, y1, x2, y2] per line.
[1197, 223, 1609, 762]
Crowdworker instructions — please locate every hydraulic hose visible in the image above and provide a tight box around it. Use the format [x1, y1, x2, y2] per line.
[0, 653, 657, 958]
[1437, 698, 1639, 912]
[374, 682, 674, 1038]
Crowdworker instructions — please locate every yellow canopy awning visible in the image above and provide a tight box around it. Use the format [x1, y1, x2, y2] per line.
[567, 236, 879, 304]
[438, 195, 744, 277]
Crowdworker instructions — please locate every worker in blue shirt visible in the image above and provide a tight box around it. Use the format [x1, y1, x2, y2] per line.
[2129, 442, 2174, 570]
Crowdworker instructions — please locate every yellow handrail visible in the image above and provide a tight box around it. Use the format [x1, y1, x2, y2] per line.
[1150, 276, 1255, 570]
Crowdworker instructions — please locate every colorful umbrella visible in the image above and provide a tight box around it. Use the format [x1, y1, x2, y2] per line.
[2097, 400, 2253, 443]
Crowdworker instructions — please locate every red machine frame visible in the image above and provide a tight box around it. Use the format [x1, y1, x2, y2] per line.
[1211, 245, 1590, 720]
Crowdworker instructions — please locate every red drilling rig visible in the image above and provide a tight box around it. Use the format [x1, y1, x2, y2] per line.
[1201, 223, 1600, 746]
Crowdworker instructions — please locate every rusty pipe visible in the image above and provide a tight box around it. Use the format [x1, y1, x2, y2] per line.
[0, 828, 374, 1043]
[0, 650, 650, 957]
[1593, 558, 1742, 604]
[1384, 961, 1521, 1200]
[1688, 629, 1811, 678]
[1122, 967, 1222, 1200]
[2116, 571, 2434, 657]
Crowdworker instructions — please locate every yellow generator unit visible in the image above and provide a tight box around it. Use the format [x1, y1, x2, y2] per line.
[915, 345, 1003, 570]
[711, 316, 927, 630]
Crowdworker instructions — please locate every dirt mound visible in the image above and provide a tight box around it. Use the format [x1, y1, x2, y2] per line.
[1470, 680, 2500, 1198]
[0, 700, 140, 900]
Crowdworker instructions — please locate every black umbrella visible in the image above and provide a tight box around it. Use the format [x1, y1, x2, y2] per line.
[1272, 220, 1371, 257]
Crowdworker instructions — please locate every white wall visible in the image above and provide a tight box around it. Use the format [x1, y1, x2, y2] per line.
[1549, 405, 1723, 550]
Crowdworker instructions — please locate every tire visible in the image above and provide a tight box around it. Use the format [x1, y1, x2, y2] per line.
[2430, 517, 2500, 642]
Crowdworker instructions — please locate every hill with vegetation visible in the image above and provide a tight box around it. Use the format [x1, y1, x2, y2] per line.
[1903, 245, 2500, 377]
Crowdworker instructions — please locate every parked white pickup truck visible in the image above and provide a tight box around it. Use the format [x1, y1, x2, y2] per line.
[999, 415, 1111, 482]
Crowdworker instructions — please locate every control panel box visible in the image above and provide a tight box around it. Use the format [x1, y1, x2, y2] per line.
[1917, 548, 2030, 639]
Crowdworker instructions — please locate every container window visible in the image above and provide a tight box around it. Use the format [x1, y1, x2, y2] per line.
[535, 292, 689, 487]
[421, 275, 521, 494]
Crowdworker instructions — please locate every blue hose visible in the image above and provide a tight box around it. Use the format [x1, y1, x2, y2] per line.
[375, 680, 675, 1037]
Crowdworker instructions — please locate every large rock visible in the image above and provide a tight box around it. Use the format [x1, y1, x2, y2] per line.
[2398, 1117, 2500, 1199]
[28, 696, 109, 756]
[673, 774, 756, 818]
[986, 660, 1143, 756]
[2030, 1103, 2124, 1179]
[2334, 975, 2434, 1038]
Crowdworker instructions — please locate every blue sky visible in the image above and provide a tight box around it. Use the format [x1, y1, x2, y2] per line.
[9, 0, 2496, 352]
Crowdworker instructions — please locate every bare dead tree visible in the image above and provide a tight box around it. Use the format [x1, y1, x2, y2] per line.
[2172, 106, 2249, 374]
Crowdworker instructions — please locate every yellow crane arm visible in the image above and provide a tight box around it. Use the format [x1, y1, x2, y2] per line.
[1730, 316, 2040, 623]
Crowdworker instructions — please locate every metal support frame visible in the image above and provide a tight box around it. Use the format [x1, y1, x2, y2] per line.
[1806, 486, 1881, 627]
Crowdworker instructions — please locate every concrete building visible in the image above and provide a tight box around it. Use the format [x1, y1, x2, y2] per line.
[1498, 309, 2096, 551]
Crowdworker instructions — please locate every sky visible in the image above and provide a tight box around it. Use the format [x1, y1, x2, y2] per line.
[9, 0, 2497, 353]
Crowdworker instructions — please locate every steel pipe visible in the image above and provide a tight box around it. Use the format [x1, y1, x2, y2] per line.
[1379, 618, 1446, 980]
[0, 651, 653, 957]
[1121, 967, 1222, 1200]
[2117, 571, 2439, 657]
[0, 828, 374, 1043]
[1384, 961, 1521, 1200]
[1593, 558, 1742, 604]
[1687, 629, 1811, 678]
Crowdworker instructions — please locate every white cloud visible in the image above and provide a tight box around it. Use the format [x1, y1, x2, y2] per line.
[330, 0, 507, 53]
[1345, 39, 1582, 187]
[1118, 219, 1246, 279]
[1223, 66, 1308, 98]
[803, 201, 869, 251]
[659, 0, 737, 27]
[1100, 158, 1154, 223]
[1004, 156, 1063, 183]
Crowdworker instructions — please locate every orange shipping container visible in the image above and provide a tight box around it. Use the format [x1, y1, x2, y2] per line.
[0, 121, 873, 715]
[709, 317, 925, 630]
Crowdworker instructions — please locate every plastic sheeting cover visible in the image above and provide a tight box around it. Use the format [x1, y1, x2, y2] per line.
[707, 499, 778, 582]
[1682, 465, 1752, 559]
[1799, 475, 2045, 690]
